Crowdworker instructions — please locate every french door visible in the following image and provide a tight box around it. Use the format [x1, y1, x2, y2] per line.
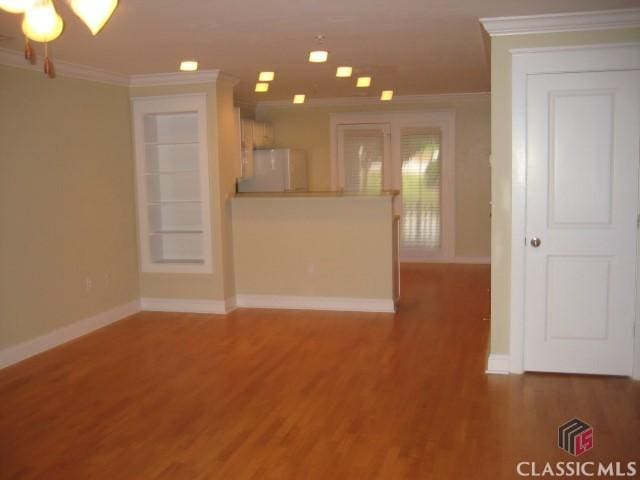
[334, 113, 454, 261]
[336, 123, 391, 194]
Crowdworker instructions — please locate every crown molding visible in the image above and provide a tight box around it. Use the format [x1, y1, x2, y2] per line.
[129, 70, 232, 87]
[217, 72, 241, 86]
[480, 8, 640, 37]
[0, 47, 130, 86]
[0, 48, 240, 87]
[255, 92, 490, 110]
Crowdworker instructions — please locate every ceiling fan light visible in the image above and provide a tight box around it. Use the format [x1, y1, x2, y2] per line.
[22, 0, 63, 42]
[0, 0, 32, 14]
[70, 0, 118, 35]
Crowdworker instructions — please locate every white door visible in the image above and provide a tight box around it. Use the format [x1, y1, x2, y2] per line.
[524, 69, 640, 375]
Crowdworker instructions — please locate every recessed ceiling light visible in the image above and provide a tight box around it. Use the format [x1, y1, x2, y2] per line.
[356, 76, 371, 88]
[179, 60, 198, 72]
[258, 71, 274, 82]
[308, 50, 328, 63]
[380, 90, 394, 101]
[336, 66, 352, 78]
[255, 82, 269, 93]
[293, 94, 305, 104]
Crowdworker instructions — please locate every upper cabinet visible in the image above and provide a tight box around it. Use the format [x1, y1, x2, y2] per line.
[240, 118, 255, 178]
[237, 118, 274, 178]
[252, 121, 274, 148]
[131, 94, 213, 274]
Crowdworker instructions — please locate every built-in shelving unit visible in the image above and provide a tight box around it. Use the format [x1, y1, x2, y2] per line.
[131, 94, 212, 273]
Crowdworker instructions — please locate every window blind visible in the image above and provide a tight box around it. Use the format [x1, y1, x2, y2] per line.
[400, 127, 442, 250]
[342, 128, 384, 194]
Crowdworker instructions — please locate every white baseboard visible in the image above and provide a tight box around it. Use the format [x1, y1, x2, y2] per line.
[0, 300, 140, 370]
[634, 321, 640, 380]
[225, 295, 238, 313]
[401, 256, 491, 264]
[486, 354, 510, 375]
[235, 294, 396, 313]
[140, 297, 236, 314]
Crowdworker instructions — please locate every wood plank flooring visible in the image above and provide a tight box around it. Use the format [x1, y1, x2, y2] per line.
[1, 264, 639, 479]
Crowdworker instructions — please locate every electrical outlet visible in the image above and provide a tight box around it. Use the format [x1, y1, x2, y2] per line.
[85, 277, 93, 292]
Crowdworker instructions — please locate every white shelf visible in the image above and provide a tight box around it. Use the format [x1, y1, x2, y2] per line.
[150, 230, 204, 234]
[133, 94, 212, 273]
[144, 170, 198, 175]
[145, 142, 199, 174]
[154, 258, 204, 264]
[144, 141, 200, 146]
[148, 200, 201, 205]
[143, 112, 199, 144]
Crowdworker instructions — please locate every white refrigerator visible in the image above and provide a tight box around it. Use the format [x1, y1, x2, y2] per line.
[237, 149, 308, 192]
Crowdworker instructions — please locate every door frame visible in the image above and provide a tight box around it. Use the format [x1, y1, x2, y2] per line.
[509, 42, 640, 377]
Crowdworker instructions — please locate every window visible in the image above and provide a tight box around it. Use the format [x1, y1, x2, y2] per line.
[331, 111, 454, 261]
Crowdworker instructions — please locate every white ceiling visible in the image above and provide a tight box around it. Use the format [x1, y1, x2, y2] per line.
[1, 0, 638, 103]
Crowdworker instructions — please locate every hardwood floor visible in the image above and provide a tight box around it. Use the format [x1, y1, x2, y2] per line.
[1, 264, 638, 479]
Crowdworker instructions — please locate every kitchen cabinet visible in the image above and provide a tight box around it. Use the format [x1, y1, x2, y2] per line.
[252, 121, 274, 148]
[238, 119, 274, 178]
[240, 118, 254, 178]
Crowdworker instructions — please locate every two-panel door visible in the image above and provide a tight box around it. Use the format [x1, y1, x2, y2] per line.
[524, 69, 640, 375]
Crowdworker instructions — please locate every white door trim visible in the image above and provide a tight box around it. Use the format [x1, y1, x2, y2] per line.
[510, 42, 640, 376]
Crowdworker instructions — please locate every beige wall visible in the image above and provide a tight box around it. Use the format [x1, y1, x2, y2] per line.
[489, 28, 640, 355]
[0, 65, 139, 349]
[215, 80, 240, 301]
[129, 79, 238, 302]
[232, 196, 394, 299]
[255, 96, 491, 258]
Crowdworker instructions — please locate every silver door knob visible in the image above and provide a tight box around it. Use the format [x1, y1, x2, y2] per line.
[530, 237, 541, 247]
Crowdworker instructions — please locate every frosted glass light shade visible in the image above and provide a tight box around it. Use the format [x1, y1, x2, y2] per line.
[22, 0, 63, 42]
[70, 0, 118, 35]
[0, 0, 32, 13]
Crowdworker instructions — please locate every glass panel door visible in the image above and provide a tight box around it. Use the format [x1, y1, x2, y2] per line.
[337, 124, 391, 193]
[400, 127, 442, 252]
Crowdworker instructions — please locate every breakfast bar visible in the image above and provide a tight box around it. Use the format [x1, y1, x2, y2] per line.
[231, 191, 400, 312]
